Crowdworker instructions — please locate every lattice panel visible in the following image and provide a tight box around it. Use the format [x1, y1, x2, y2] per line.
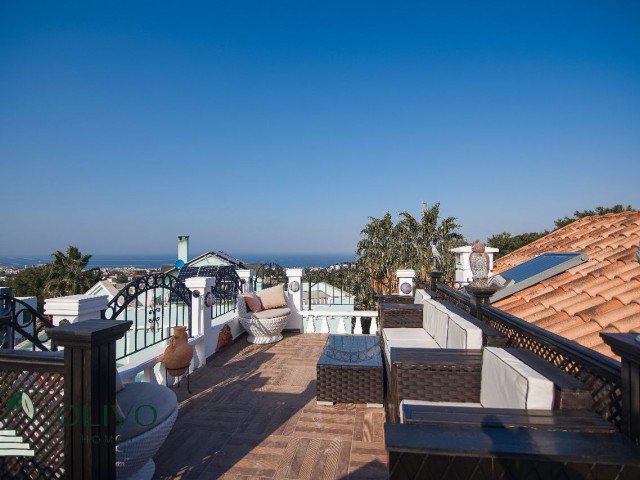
[0, 369, 65, 479]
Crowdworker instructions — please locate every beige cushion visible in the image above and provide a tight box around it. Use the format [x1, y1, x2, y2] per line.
[446, 314, 483, 349]
[382, 328, 440, 365]
[241, 307, 290, 320]
[480, 347, 554, 410]
[258, 284, 287, 309]
[242, 292, 263, 312]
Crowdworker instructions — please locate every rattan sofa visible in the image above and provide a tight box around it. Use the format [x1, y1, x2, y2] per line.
[398, 346, 555, 422]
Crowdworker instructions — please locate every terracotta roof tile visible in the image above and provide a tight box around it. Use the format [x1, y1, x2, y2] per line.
[545, 316, 586, 334]
[520, 285, 555, 302]
[507, 302, 549, 317]
[562, 296, 605, 317]
[604, 245, 633, 263]
[547, 292, 591, 313]
[598, 280, 640, 301]
[591, 303, 640, 328]
[610, 316, 640, 333]
[576, 298, 624, 323]
[492, 211, 640, 360]
[574, 326, 618, 348]
[562, 320, 602, 341]
[561, 275, 616, 296]
[612, 283, 640, 305]
[528, 289, 580, 309]
[531, 310, 570, 327]
[540, 271, 575, 289]
[590, 342, 615, 359]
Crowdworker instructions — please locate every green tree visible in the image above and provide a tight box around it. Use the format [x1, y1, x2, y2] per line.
[487, 231, 549, 259]
[6, 265, 53, 311]
[553, 204, 636, 229]
[354, 203, 465, 308]
[43, 246, 102, 298]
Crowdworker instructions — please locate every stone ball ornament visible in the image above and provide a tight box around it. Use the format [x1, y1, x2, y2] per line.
[400, 282, 412, 294]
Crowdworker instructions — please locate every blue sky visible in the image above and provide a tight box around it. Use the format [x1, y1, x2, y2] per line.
[2, 1, 639, 257]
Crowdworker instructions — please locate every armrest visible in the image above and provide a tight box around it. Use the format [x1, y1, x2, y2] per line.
[379, 303, 423, 329]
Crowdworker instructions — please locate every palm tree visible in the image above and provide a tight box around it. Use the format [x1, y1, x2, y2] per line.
[43, 246, 101, 298]
[354, 203, 465, 308]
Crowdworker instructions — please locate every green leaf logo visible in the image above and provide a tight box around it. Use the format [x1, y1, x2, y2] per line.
[7, 392, 22, 411]
[21, 392, 35, 419]
[6, 391, 35, 419]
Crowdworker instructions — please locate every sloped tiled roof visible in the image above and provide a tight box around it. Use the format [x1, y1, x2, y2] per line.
[493, 211, 640, 359]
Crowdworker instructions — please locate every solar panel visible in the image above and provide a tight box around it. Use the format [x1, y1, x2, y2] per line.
[499, 253, 583, 283]
[490, 252, 588, 303]
[198, 266, 220, 277]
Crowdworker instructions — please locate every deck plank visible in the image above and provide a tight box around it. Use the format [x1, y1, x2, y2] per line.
[153, 333, 388, 479]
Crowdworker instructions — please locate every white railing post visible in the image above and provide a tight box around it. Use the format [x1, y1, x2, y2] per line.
[184, 276, 216, 368]
[286, 268, 303, 332]
[237, 269, 254, 292]
[44, 295, 109, 326]
[354, 317, 363, 334]
[396, 269, 416, 296]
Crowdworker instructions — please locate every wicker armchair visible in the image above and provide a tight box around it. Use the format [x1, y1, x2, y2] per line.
[237, 294, 291, 344]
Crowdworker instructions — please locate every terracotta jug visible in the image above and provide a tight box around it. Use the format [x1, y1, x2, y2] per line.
[162, 326, 193, 376]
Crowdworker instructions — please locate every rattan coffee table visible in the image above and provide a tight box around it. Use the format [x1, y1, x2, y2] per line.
[316, 334, 383, 407]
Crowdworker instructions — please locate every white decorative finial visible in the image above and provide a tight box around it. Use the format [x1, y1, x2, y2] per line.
[431, 242, 442, 269]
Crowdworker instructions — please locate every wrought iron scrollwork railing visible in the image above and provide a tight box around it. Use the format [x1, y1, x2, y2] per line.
[103, 273, 192, 360]
[0, 350, 65, 479]
[434, 281, 623, 429]
[302, 263, 394, 311]
[0, 294, 57, 352]
[253, 263, 288, 291]
[210, 266, 243, 320]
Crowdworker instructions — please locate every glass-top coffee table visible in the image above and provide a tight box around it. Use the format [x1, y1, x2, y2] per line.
[316, 334, 384, 407]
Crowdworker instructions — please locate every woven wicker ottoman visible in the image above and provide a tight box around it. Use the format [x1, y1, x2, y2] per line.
[316, 334, 384, 407]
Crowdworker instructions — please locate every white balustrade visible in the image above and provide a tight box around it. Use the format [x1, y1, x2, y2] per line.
[299, 310, 378, 335]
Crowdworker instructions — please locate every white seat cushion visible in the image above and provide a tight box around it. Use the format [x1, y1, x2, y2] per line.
[480, 347, 554, 410]
[446, 314, 483, 349]
[383, 327, 440, 364]
[240, 307, 291, 320]
[431, 305, 450, 348]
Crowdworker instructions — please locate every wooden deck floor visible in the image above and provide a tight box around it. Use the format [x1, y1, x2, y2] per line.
[153, 333, 388, 479]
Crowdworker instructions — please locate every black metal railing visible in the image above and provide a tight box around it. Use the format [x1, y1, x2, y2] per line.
[0, 350, 65, 479]
[253, 263, 288, 291]
[433, 279, 623, 429]
[103, 273, 192, 360]
[302, 263, 393, 311]
[0, 294, 57, 352]
[210, 266, 243, 320]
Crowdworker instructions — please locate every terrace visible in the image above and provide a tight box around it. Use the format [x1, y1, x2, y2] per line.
[1, 251, 640, 479]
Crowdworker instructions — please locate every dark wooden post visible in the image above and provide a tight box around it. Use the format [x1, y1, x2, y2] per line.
[429, 270, 442, 293]
[465, 285, 499, 322]
[601, 333, 640, 445]
[48, 319, 132, 480]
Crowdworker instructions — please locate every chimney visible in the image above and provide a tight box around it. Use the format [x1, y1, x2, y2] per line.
[178, 235, 189, 264]
[450, 245, 499, 286]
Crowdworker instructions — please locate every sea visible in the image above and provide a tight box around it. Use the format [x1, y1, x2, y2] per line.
[0, 253, 355, 269]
